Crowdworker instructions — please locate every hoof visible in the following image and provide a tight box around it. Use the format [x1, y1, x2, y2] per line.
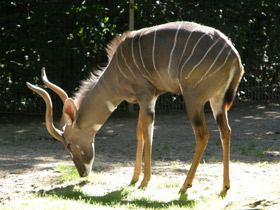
[219, 185, 230, 197]
[130, 180, 137, 186]
[139, 179, 149, 188]
[179, 188, 186, 194]
[130, 175, 139, 186]
[179, 183, 192, 194]
[130, 177, 139, 185]
[179, 193, 188, 202]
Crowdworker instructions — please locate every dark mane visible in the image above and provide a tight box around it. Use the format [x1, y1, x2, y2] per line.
[106, 31, 131, 60]
[73, 70, 103, 108]
[74, 31, 131, 107]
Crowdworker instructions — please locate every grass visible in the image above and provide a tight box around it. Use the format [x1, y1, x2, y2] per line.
[2, 184, 223, 210]
[1, 162, 280, 210]
[55, 164, 81, 182]
[235, 141, 265, 158]
[0, 163, 222, 210]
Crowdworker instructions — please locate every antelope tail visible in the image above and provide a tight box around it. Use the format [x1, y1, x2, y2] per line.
[224, 59, 244, 111]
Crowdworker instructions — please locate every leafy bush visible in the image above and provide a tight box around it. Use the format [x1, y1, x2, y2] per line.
[0, 0, 279, 113]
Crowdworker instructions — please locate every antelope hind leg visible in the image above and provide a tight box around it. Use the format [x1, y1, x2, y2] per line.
[180, 111, 210, 194]
[210, 98, 231, 196]
[216, 112, 231, 196]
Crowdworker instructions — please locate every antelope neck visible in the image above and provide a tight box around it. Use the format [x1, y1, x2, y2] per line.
[75, 70, 122, 131]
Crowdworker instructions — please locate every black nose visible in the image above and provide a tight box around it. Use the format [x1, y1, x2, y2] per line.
[80, 171, 88, 177]
[78, 165, 89, 177]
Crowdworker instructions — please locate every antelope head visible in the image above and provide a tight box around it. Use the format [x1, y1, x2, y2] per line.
[26, 68, 94, 177]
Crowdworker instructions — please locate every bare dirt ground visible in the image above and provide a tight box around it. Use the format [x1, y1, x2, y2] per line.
[0, 103, 280, 209]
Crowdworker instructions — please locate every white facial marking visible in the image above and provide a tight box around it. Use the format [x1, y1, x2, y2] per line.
[83, 161, 92, 174]
[106, 101, 116, 112]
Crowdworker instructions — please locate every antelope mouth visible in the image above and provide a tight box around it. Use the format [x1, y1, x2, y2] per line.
[73, 159, 92, 177]
[77, 165, 88, 177]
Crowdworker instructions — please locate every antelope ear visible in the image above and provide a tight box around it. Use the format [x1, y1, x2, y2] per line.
[63, 98, 77, 126]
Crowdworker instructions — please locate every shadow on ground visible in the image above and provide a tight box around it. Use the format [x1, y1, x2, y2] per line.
[37, 181, 196, 209]
[1, 103, 280, 176]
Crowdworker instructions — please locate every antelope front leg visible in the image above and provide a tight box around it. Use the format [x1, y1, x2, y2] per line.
[138, 106, 155, 188]
[131, 118, 144, 184]
[132, 95, 156, 188]
[140, 120, 153, 188]
[131, 109, 154, 188]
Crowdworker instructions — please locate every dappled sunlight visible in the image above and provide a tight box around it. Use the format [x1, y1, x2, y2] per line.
[16, 129, 28, 134]
[1, 104, 280, 208]
[12, 161, 279, 209]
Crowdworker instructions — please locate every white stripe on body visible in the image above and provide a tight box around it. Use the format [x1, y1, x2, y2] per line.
[151, 26, 164, 81]
[207, 51, 234, 78]
[167, 22, 183, 77]
[193, 49, 233, 88]
[120, 45, 137, 79]
[193, 43, 227, 88]
[178, 26, 200, 79]
[138, 30, 153, 78]
[185, 37, 221, 79]
[131, 32, 154, 82]
[131, 35, 140, 79]
[180, 33, 208, 79]
[116, 48, 130, 80]
[152, 27, 157, 72]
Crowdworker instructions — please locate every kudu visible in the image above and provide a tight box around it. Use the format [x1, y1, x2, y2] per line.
[27, 21, 243, 196]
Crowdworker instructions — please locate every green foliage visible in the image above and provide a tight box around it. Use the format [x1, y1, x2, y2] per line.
[1, 0, 279, 113]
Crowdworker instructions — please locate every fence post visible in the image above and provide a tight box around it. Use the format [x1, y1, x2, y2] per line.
[129, 0, 134, 31]
[127, 0, 135, 113]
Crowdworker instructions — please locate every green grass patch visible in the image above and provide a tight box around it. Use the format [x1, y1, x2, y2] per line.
[55, 163, 108, 186]
[234, 141, 264, 158]
[55, 164, 81, 182]
[2, 162, 279, 210]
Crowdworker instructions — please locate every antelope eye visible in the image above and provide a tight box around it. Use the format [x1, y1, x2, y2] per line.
[67, 143, 71, 150]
